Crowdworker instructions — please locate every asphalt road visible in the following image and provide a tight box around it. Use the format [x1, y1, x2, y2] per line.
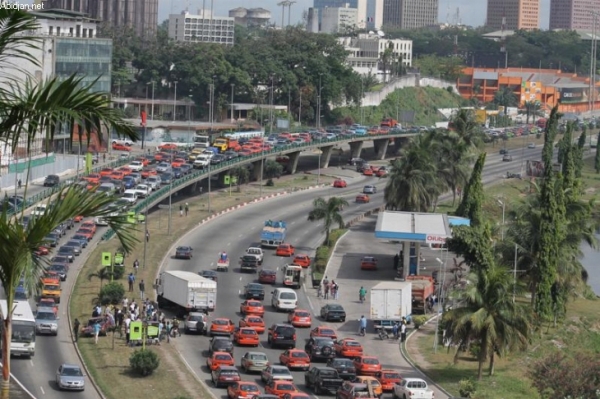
[161, 145, 544, 399]
[12, 142, 543, 399]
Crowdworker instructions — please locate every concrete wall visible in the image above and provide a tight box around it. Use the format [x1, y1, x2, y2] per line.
[0, 154, 81, 191]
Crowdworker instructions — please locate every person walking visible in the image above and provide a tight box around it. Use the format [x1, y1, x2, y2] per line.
[139, 280, 145, 300]
[145, 230, 150, 242]
[331, 280, 339, 300]
[179, 204, 183, 217]
[185, 203, 189, 216]
[359, 286, 367, 303]
[73, 318, 80, 342]
[400, 320, 407, 343]
[322, 276, 330, 300]
[128, 273, 135, 292]
[133, 259, 139, 274]
[17, 179, 22, 189]
[93, 320, 101, 344]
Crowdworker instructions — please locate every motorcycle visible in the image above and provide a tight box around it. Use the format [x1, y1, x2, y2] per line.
[377, 328, 389, 340]
[359, 294, 365, 303]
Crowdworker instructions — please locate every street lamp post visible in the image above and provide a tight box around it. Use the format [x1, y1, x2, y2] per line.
[168, 152, 173, 234]
[150, 81, 155, 120]
[317, 74, 323, 129]
[298, 88, 302, 125]
[497, 198, 506, 241]
[590, 11, 599, 113]
[173, 81, 178, 122]
[230, 83, 235, 123]
[433, 251, 448, 353]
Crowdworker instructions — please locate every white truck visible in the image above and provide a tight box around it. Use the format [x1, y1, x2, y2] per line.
[282, 264, 303, 289]
[193, 154, 211, 169]
[245, 247, 264, 264]
[370, 281, 412, 332]
[127, 160, 144, 172]
[392, 378, 434, 399]
[157, 271, 217, 317]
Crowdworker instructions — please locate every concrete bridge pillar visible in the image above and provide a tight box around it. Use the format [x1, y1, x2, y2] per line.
[286, 151, 301, 174]
[348, 141, 363, 159]
[319, 145, 334, 169]
[251, 160, 262, 181]
[373, 138, 390, 160]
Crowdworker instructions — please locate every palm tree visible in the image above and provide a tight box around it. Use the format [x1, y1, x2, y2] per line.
[524, 100, 541, 124]
[378, 44, 394, 83]
[384, 131, 440, 211]
[0, 8, 138, 397]
[493, 87, 518, 115]
[307, 197, 349, 245]
[435, 132, 472, 206]
[451, 109, 484, 149]
[88, 267, 116, 291]
[444, 265, 531, 380]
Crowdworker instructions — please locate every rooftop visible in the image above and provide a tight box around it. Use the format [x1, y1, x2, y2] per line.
[375, 211, 469, 242]
[30, 9, 98, 22]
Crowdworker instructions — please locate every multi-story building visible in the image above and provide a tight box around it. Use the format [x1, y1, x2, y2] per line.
[168, 10, 235, 46]
[42, 0, 158, 37]
[485, 0, 539, 30]
[338, 33, 412, 80]
[549, 0, 600, 30]
[321, 5, 359, 33]
[366, 0, 384, 30]
[382, 0, 438, 29]
[228, 8, 271, 27]
[313, 0, 368, 28]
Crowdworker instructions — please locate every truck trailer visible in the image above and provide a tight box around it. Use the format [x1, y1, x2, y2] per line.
[260, 220, 286, 248]
[156, 271, 217, 317]
[406, 275, 435, 314]
[370, 281, 412, 332]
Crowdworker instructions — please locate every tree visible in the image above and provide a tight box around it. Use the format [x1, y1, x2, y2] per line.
[575, 127, 586, 178]
[493, 87, 518, 115]
[451, 109, 484, 149]
[88, 267, 115, 291]
[455, 153, 486, 227]
[595, 132, 600, 173]
[307, 197, 349, 245]
[379, 45, 394, 83]
[0, 9, 138, 397]
[523, 100, 541, 124]
[435, 132, 471, 206]
[230, 166, 250, 191]
[264, 159, 283, 179]
[444, 265, 530, 380]
[529, 352, 600, 398]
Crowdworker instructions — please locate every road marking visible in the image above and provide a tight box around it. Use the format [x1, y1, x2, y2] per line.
[290, 221, 296, 225]
[227, 242, 231, 246]
[238, 234, 243, 238]
[29, 360, 34, 367]
[239, 290, 241, 295]
[210, 262, 214, 266]
[306, 295, 314, 312]
[240, 277, 242, 281]
[40, 387, 45, 395]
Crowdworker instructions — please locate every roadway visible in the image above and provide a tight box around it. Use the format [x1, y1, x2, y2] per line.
[12, 142, 542, 399]
[161, 145, 544, 399]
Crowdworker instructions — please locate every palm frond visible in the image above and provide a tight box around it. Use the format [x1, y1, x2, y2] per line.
[0, 9, 41, 83]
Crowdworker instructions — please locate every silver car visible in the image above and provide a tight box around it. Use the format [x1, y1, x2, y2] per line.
[184, 312, 207, 334]
[65, 240, 82, 256]
[363, 185, 377, 194]
[241, 351, 269, 372]
[260, 365, 293, 383]
[56, 363, 85, 391]
[35, 308, 59, 335]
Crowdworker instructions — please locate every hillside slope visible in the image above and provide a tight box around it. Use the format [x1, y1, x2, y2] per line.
[332, 86, 468, 127]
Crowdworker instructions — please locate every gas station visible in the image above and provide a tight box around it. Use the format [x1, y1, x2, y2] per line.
[374, 211, 470, 279]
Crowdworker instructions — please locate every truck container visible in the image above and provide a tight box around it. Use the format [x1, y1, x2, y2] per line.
[260, 220, 286, 248]
[406, 275, 435, 314]
[156, 271, 216, 317]
[370, 281, 412, 332]
[282, 264, 303, 289]
[213, 137, 241, 152]
[193, 134, 210, 148]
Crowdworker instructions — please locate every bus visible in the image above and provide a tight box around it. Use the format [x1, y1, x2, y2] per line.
[0, 300, 36, 357]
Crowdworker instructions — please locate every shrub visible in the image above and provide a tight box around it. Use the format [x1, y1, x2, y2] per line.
[129, 349, 159, 376]
[314, 246, 330, 273]
[458, 379, 476, 398]
[328, 229, 347, 246]
[469, 342, 481, 359]
[265, 179, 274, 186]
[412, 315, 428, 329]
[107, 265, 125, 280]
[98, 282, 125, 306]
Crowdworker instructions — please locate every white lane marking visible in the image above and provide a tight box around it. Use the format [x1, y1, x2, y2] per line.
[238, 234, 243, 238]
[240, 277, 243, 281]
[239, 290, 241, 295]
[29, 360, 34, 367]
[40, 387, 45, 395]
[290, 221, 296, 225]
[227, 242, 231, 246]
[210, 262, 214, 267]
[306, 295, 314, 312]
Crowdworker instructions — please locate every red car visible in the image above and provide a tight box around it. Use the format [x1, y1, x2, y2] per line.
[356, 194, 370, 203]
[259, 269, 277, 284]
[35, 246, 49, 256]
[292, 255, 311, 268]
[310, 326, 338, 340]
[333, 179, 347, 188]
[353, 356, 382, 376]
[276, 244, 295, 257]
[279, 349, 310, 370]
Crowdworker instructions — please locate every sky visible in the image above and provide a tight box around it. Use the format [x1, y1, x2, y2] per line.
[159, 0, 551, 29]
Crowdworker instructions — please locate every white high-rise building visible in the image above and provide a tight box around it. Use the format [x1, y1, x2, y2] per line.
[366, 0, 384, 30]
[321, 5, 359, 33]
[168, 10, 235, 46]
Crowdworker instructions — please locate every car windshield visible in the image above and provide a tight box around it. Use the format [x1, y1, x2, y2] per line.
[383, 373, 400, 379]
[214, 320, 227, 325]
[240, 384, 259, 392]
[248, 302, 261, 307]
[277, 383, 295, 391]
[280, 293, 296, 300]
[291, 352, 308, 358]
[215, 354, 231, 360]
[188, 316, 202, 322]
[321, 329, 335, 335]
[363, 358, 379, 365]
[319, 370, 336, 377]
[296, 311, 310, 317]
[272, 368, 290, 375]
[241, 329, 257, 335]
[220, 370, 238, 376]
[248, 317, 262, 323]
[44, 285, 59, 291]
[61, 367, 83, 377]
[327, 305, 344, 310]
[346, 341, 361, 347]
[37, 312, 56, 320]
[250, 354, 267, 360]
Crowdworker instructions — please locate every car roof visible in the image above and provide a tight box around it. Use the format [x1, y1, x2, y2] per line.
[218, 366, 238, 371]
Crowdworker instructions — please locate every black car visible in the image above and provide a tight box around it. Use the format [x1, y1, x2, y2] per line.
[210, 154, 225, 165]
[57, 246, 75, 262]
[172, 167, 182, 178]
[320, 304, 346, 322]
[71, 235, 88, 248]
[222, 150, 239, 160]
[267, 324, 296, 349]
[49, 264, 68, 281]
[199, 270, 218, 282]
[43, 175, 60, 187]
[305, 337, 336, 361]
[44, 233, 60, 247]
[244, 283, 265, 300]
[240, 255, 259, 273]
[111, 179, 125, 194]
[326, 358, 356, 380]
[175, 246, 193, 259]
[51, 256, 70, 265]
[209, 337, 234, 355]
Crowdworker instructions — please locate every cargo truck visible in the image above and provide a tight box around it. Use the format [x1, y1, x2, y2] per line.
[370, 281, 412, 332]
[282, 264, 303, 288]
[261, 220, 286, 248]
[213, 137, 241, 152]
[406, 275, 435, 314]
[156, 271, 216, 317]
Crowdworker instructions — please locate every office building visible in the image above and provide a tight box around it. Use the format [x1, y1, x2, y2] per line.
[314, 0, 368, 28]
[485, 0, 539, 30]
[549, 0, 600, 30]
[321, 5, 359, 33]
[366, 0, 384, 30]
[42, 0, 158, 37]
[168, 10, 235, 46]
[338, 33, 412, 80]
[307, 8, 320, 32]
[228, 8, 271, 27]
[382, 0, 438, 29]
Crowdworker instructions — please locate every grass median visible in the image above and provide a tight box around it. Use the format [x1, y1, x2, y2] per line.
[69, 173, 334, 399]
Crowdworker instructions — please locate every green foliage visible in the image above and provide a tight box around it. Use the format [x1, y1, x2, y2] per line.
[493, 87, 519, 114]
[129, 349, 160, 377]
[264, 159, 283, 179]
[312, 229, 347, 274]
[123, 106, 136, 119]
[110, 266, 125, 280]
[455, 152, 486, 227]
[307, 197, 349, 245]
[412, 315, 428, 329]
[458, 379, 477, 398]
[575, 128, 586, 178]
[265, 179, 274, 187]
[595, 133, 600, 173]
[446, 225, 494, 272]
[413, 54, 465, 81]
[98, 282, 125, 306]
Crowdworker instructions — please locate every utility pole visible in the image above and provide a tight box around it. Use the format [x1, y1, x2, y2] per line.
[287, 1, 296, 26]
[590, 11, 599, 113]
[230, 83, 235, 123]
[173, 81, 178, 122]
[277, 0, 291, 28]
[150, 81, 155, 120]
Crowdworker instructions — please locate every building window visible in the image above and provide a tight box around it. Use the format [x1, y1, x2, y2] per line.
[49, 26, 53, 35]
[82, 28, 87, 37]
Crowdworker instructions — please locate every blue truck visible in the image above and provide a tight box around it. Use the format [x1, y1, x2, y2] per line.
[261, 220, 287, 248]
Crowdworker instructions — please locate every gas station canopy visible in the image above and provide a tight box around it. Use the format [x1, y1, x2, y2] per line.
[374, 211, 470, 244]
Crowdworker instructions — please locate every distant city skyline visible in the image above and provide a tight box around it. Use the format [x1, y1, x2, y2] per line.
[158, 0, 551, 29]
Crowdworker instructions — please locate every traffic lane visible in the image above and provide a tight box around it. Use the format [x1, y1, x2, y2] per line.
[11, 221, 105, 399]
[165, 181, 386, 397]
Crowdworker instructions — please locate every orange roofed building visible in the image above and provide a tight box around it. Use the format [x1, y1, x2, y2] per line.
[457, 67, 600, 113]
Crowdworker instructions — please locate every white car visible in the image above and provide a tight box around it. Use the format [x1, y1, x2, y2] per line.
[31, 204, 48, 216]
[193, 155, 211, 169]
[146, 176, 161, 190]
[134, 184, 151, 198]
[245, 247, 264, 264]
[121, 190, 138, 204]
[260, 365, 293, 383]
[128, 161, 144, 172]
[527, 142, 536, 148]
[156, 162, 171, 173]
[111, 139, 133, 146]
[363, 185, 377, 194]
[393, 378, 435, 399]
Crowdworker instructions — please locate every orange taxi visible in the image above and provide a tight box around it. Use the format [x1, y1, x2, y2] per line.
[355, 376, 383, 397]
[333, 179, 347, 188]
[110, 171, 125, 180]
[83, 173, 101, 184]
[119, 167, 133, 176]
[112, 143, 131, 151]
[87, 182, 99, 191]
[206, 351, 235, 371]
[41, 272, 61, 286]
[239, 316, 266, 334]
[227, 382, 261, 399]
[74, 215, 84, 222]
[136, 157, 150, 167]
[353, 356, 382, 376]
[171, 158, 186, 168]
[275, 243, 295, 257]
[363, 168, 374, 176]
[292, 255, 311, 268]
[287, 309, 312, 328]
[334, 338, 363, 358]
[265, 379, 298, 398]
[81, 222, 97, 234]
[310, 326, 337, 340]
[282, 393, 311, 399]
[141, 168, 158, 179]
[35, 246, 50, 256]
[76, 228, 94, 240]
[158, 143, 178, 151]
[356, 194, 370, 203]
[99, 168, 113, 177]
[378, 370, 402, 391]
[375, 168, 387, 177]
[233, 327, 260, 347]
[360, 256, 378, 271]
[279, 349, 310, 370]
[240, 300, 265, 316]
[209, 318, 236, 336]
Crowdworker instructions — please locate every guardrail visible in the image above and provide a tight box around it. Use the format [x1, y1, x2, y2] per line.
[89, 129, 417, 241]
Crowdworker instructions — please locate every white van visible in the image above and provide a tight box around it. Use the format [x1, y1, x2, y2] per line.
[271, 288, 298, 312]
